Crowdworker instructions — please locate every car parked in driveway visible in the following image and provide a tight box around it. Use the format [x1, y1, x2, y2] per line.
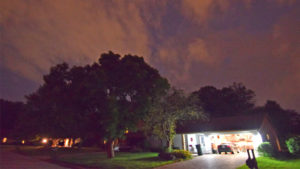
[218, 143, 239, 154]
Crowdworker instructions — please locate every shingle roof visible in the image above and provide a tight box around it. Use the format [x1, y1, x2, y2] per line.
[177, 113, 266, 133]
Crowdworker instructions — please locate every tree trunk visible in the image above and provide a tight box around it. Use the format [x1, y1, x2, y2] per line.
[106, 139, 115, 158]
[166, 139, 172, 152]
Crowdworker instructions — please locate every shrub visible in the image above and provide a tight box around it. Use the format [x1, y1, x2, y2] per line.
[286, 136, 300, 155]
[159, 150, 192, 160]
[257, 142, 274, 157]
[158, 152, 176, 160]
[172, 150, 192, 159]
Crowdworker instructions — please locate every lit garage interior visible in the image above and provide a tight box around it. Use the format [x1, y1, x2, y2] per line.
[183, 131, 263, 154]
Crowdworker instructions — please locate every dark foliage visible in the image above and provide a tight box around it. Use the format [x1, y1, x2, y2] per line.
[191, 82, 255, 117]
[20, 51, 170, 158]
[0, 99, 25, 138]
[159, 150, 191, 160]
[257, 142, 274, 157]
[286, 136, 300, 155]
[254, 100, 300, 136]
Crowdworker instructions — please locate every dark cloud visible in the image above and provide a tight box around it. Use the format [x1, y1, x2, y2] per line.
[0, 0, 299, 112]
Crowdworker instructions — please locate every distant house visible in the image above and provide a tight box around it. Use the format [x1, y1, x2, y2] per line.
[173, 113, 281, 154]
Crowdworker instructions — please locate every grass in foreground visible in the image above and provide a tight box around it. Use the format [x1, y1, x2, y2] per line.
[237, 157, 300, 169]
[60, 152, 175, 169]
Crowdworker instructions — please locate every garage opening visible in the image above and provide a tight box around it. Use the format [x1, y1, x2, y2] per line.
[185, 131, 263, 154]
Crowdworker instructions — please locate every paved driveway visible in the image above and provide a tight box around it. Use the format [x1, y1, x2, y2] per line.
[0, 151, 70, 169]
[156, 154, 248, 169]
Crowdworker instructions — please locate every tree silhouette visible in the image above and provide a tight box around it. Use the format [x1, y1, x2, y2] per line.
[22, 51, 169, 158]
[192, 83, 255, 117]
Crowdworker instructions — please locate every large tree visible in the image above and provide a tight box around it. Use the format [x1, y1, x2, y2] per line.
[23, 51, 169, 158]
[143, 88, 204, 152]
[21, 63, 88, 140]
[192, 83, 255, 117]
[254, 100, 300, 136]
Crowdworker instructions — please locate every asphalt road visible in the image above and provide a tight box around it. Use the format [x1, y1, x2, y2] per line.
[0, 151, 70, 169]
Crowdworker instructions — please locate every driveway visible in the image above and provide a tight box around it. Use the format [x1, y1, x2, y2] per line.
[0, 151, 70, 169]
[156, 154, 248, 169]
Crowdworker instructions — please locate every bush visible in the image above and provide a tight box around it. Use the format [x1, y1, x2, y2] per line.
[159, 150, 192, 160]
[286, 136, 300, 155]
[172, 150, 192, 159]
[257, 142, 274, 157]
[159, 152, 176, 160]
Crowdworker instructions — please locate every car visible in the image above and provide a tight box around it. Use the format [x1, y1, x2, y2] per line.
[217, 143, 239, 154]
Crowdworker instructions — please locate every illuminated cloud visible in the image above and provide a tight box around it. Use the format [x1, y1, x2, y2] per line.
[0, 0, 150, 83]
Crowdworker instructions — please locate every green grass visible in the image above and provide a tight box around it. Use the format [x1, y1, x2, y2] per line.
[60, 152, 175, 169]
[1, 145, 177, 169]
[237, 157, 300, 169]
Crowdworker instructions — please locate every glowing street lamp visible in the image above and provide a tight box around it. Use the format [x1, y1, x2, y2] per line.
[22, 140, 25, 144]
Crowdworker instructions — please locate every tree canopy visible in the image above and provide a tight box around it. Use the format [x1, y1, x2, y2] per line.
[254, 100, 300, 136]
[22, 51, 170, 158]
[143, 88, 205, 152]
[191, 82, 255, 117]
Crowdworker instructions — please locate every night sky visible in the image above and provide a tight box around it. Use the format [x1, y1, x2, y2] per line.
[0, 0, 299, 112]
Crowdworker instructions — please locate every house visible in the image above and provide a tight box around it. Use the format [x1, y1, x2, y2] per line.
[173, 113, 281, 154]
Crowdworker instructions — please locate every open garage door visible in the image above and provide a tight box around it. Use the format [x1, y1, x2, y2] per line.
[210, 133, 255, 154]
[184, 131, 262, 154]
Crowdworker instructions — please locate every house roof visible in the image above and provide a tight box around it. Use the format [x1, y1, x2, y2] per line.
[176, 113, 267, 134]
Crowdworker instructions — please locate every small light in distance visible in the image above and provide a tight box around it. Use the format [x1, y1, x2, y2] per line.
[2, 137, 7, 143]
[42, 138, 48, 144]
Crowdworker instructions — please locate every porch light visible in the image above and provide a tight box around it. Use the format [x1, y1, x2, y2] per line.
[2, 137, 7, 143]
[22, 140, 25, 144]
[125, 129, 129, 134]
[42, 138, 48, 144]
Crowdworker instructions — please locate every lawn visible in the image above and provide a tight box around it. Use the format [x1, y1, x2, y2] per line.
[59, 152, 175, 169]
[1, 145, 176, 169]
[237, 157, 300, 169]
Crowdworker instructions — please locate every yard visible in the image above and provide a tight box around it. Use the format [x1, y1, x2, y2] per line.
[59, 152, 175, 169]
[237, 156, 300, 169]
[1, 145, 176, 169]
